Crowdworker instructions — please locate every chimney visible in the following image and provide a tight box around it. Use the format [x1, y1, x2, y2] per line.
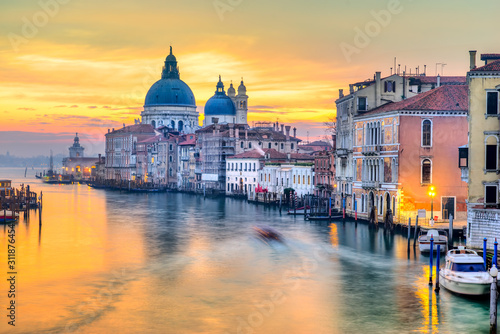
[349, 84, 354, 94]
[229, 123, 234, 138]
[235, 127, 239, 138]
[375, 71, 381, 107]
[285, 125, 291, 141]
[281, 124, 284, 133]
[245, 129, 248, 140]
[469, 50, 477, 70]
[108, 129, 110, 133]
[436, 74, 441, 87]
[287, 153, 291, 160]
[339, 89, 344, 99]
[293, 127, 296, 138]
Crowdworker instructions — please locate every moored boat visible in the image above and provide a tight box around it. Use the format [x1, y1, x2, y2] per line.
[439, 247, 493, 296]
[0, 210, 19, 223]
[287, 206, 311, 215]
[418, 229, 447, 253]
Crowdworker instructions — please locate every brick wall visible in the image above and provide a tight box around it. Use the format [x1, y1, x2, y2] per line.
[467, 205, 500, 250]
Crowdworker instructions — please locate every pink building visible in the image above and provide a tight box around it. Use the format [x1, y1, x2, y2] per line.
[348, 85, 468, 223]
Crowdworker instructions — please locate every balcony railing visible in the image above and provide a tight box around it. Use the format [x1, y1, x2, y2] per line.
[361, 180, 379, 189]
[361, 145, 381, 156]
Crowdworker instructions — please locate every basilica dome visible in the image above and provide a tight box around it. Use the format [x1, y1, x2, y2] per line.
[144, 47, 196, 107]
[204, 76, 236, 116]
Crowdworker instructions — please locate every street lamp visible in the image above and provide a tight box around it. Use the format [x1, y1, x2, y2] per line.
[428, 185, 436, 225]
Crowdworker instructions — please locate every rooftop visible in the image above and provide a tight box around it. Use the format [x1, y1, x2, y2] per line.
[470, 59, 500, 72]
[361, 85, 468, 115]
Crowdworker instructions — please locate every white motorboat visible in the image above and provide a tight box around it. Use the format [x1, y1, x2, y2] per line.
[439, 247, 493, 296]
[418, 229, 447, 253]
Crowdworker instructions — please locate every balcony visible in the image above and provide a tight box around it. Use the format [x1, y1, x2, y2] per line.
[362, 180, 379, 189]
[362, 145, 380, 156]
[336, 148, 349, 157]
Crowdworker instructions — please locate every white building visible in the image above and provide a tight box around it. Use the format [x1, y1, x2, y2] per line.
[226, 151, 261, 195]
[258, 163, 315, 197]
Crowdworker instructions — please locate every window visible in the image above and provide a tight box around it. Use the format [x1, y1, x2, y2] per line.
[241, 142, 244, 148]
[281, 143, 284, 150]
[293, 175, 296, 183]
[485, 135, 498, 170]
[422, 159, 431, 183]
[268, 143, 271, 149]
[422, 120, 432, 146]
[384, 80, 396, 93]
[302, 175, 305, 184]
[358, 97, 367, 111]
[308, 176, 310, 185]
[244, 163, 247, 171]
[487, 91, 499, 115]
[253, 163, 256, 171]
[485, 185, 498, 205]
[240, 163, 242, 170]
[249, 142, 252, 148]
[291, 143, 294, 150]
[486, 145, 497, 170]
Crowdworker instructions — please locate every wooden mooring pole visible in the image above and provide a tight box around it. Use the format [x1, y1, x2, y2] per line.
[407, 217, 411, 252]
[413, 216, 419, 248]
[490, 265, 498, 334]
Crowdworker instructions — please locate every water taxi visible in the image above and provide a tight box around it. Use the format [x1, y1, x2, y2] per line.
[439, 247, 493, 296]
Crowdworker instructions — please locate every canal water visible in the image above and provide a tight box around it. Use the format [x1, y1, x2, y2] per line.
[0, 168, 492, 333]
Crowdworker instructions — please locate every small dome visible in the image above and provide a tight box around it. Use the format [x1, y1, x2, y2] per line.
[238, 79, 246, 95]
[204, 77, 236, 116]
[166, 46, 176, 62]
[228, 81, 236, 97]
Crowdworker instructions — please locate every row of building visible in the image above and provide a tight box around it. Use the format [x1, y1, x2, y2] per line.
[93, 48, 333, 197]
[68, 48, 498, 249]
[333, 51, 500, 250]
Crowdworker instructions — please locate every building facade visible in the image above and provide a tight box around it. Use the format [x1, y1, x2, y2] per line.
[464, 51, 500, 249]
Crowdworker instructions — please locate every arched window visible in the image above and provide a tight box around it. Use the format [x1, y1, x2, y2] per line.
[293, 175, 296, 184]
[241, 142, 244, 148]
[422, 119, 432, 147]
[178, 120, 184, 132]
[422, 159, 431, 184]
[171, 120, 175, 129]
[151, 120, 156, 128]
[308, 175, 310, 185]
[169, 156, 173, 162]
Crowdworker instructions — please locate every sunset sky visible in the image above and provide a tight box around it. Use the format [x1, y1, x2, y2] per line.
[1, 0, 499, 156]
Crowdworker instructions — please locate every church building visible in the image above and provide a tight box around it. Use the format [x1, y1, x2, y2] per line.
[204, 76, 248, 126]
[141, 47, 199, 133]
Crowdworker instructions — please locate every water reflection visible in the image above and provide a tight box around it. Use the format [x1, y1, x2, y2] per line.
[0, 168, 493, 334]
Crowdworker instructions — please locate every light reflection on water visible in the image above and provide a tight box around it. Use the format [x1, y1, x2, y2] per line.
[0, 168, 491, 334]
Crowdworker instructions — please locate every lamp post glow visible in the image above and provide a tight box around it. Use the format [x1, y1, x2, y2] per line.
[428, 185, 436, 225]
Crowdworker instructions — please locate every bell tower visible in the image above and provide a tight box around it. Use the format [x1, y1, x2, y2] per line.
[235, 79, 248, 124]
